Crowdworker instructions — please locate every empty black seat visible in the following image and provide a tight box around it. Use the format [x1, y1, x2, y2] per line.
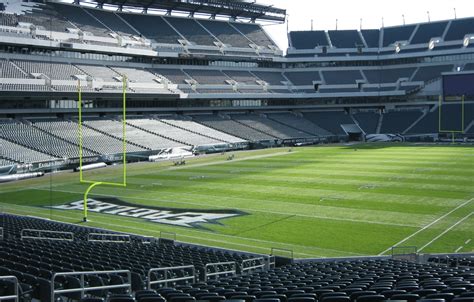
[108, 295, 135, 302]
[390, 293, 420, 302]
[230, 295, 256, 302]
[452, 298, 474, 302]
[426, 293, 455, 302]
[169, 296, 196, 302]
[257, 291, 278, 298]
[260, 294, 287, 302]
[356, 295, 386, 302]
[196, 295, 225, 302]
[444, 288, 467, 295]
[412, 289, 437, 297]
[80, 298, 105, 302]
[459, 293, 474, 298]
[350, 291, 377, 301]
[381, 289, 405, 298]
[322, 296, 351, 302]
[138, 296, 165, 302]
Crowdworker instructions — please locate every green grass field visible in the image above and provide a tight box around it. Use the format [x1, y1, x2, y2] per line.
[1, 144, 473, 258]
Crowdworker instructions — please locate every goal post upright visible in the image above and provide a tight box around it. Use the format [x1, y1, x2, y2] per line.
[78, 76, 128, 222]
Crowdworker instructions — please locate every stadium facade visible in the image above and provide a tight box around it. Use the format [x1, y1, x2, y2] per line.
[0, 0, 473, 170]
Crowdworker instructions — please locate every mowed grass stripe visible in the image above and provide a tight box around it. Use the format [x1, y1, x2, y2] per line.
[57, 178, 467, 208]
[30, 186, 423, 228]
[123, 179, 454, 214]
[186, 163, 474, 177]
[229, 156, 474, 167]
[134, 172, 474, 196]
[41, 184, 444, 228]
[122, 177, 470, 202]
[145, 169, 474, 186]
[180, 166, 474, 182]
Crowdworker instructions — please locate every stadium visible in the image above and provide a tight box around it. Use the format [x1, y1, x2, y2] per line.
[0, 0, 473, 301]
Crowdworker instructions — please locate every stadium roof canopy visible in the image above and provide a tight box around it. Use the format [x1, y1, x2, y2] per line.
[79, 0, 286, 22]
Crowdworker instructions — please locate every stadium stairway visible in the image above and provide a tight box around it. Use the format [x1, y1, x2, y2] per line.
[158, 116, 230, 144]
[125, 119, 191, 147]
[352, 112, 381, 135]
[376, 114, 384, 134]
[402, 110, 430, 135]
[148, 117, 223, 146]
[167, 117, 246, 144]
[80, 119, 151, 151]
[228, 114, 289, 140]
[265, 113, 321, 138]
[192, 114, 277, 142]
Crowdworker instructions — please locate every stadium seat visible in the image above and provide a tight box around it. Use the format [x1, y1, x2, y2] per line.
[355, 295, 386, 302]
[322, 296, 351, 302]
[426, 293, 456, 302]
[390, 293, 420, 302]
[81, 298, 105, 302]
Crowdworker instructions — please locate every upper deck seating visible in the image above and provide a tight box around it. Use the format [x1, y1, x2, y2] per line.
[290, 31, 329, 49]
[328, 30, 364, 48]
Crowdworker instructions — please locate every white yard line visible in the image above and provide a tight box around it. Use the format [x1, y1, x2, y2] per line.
[465, 239, 472, 244]
[455, 246, 464, 253]
[378, 198, 474, 255]
[418, 212, 473, 252]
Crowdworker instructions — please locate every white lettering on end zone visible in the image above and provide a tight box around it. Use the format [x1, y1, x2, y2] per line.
[50, 199, 244, 228]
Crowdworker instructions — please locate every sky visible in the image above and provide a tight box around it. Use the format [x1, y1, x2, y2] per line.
[257, 0, 474, 49]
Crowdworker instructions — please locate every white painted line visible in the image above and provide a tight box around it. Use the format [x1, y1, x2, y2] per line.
[418, 212, 474, 252]
[465, 239, 471, 244]
[455, 246, 463, 253]
[378, 198, 473, 255]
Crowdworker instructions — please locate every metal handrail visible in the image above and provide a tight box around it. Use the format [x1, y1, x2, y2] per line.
[20, 229, 74, 241]
[51, 270, 131, 302]
[141, 236, 157, 244]
[0, 276, 18, 302]
[159, 231, 176, 241]
[204, 261, 237, 282]
[391, 246, 418, 263]
[87, 233, 131, 243]
[266, 255, 276, 269]
[271, 247, 294, 259]
[147, 265, 195, 289]
[241, 257, 266, 274]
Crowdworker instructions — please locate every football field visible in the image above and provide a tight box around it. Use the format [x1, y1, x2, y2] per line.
[1, 144, 473, 258]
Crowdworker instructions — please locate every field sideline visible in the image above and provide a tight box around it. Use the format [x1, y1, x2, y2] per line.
[1, 144, 473, 258]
